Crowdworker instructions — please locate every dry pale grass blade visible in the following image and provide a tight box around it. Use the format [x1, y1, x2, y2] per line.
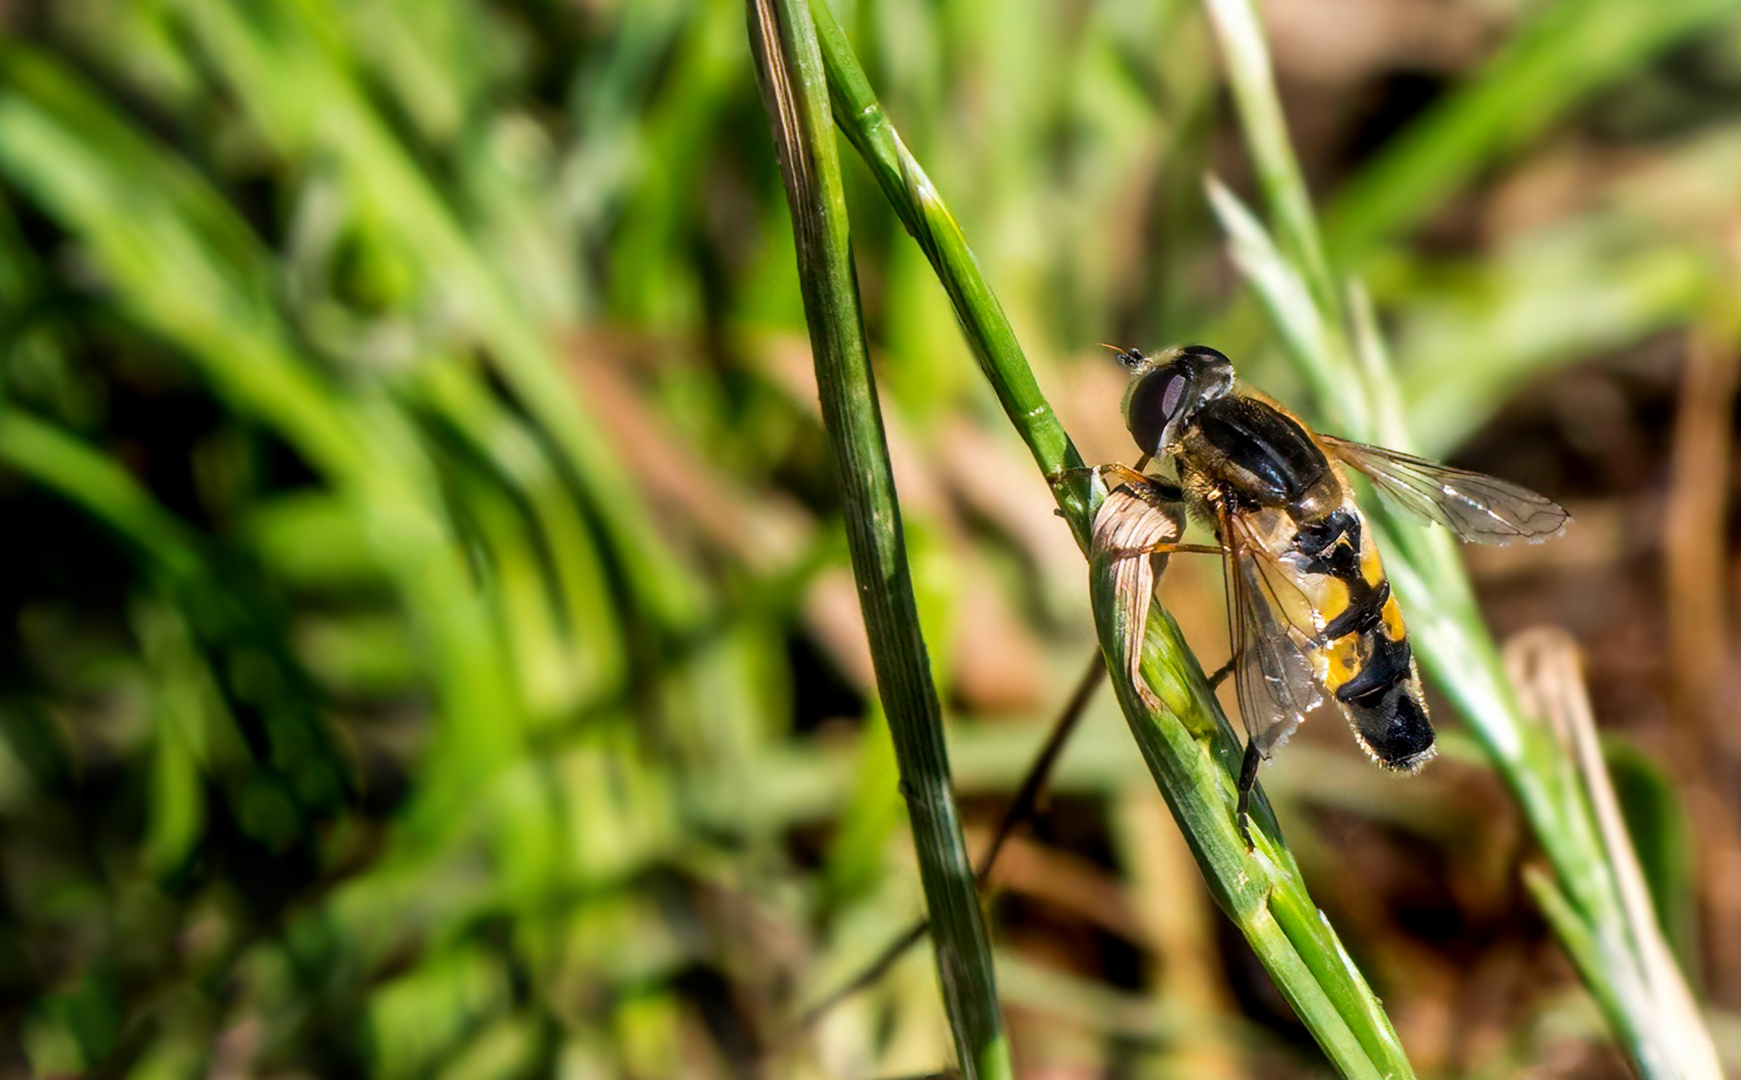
[1663, 324, 1741, 1004]
[1663, 329, 1738, 746]
[567, 338, 814, 576]
[1088, 475, 1188, 714]
[1505, 628, 1723, 1080]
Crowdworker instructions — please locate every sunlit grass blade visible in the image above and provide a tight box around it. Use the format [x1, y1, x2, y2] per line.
[1089, 499, 1413, 1080]
[1325, 0, 1741, 263]
[1214, 127, 1724, 1080]
[1201, 0, 1723, 1071]
[808, 4, 1421, 1073]
[747, 1, 1011, 1076]
[0, 44, 525, 834]
[170, 0, 704, 631]
[806, 0, 1094, 543]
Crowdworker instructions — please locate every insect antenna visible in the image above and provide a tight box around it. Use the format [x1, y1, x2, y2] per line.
[1101, 342, 1146, 368]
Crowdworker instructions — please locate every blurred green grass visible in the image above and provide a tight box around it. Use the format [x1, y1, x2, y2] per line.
[0, 0, 1738, 1077]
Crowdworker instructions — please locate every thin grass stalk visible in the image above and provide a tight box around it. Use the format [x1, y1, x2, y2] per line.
[746, 2, 1011, 1076]
[0, 45, 527, 841]
[1200, 0, 1337, 322]
[1323, 0, 1741, 264]
[0, 408, 203, 587]
[170, 0, 704, 632]
[1092, 584, 1410, 1080]
[806, 5, 1418, 1073]
[805, 1, 1095, 546]
[1200, 1, 1721, 1074]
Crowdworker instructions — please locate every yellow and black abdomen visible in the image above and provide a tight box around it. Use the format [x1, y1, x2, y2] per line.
[1292, 505, 1436, 771]
[1182, 392, 1436, 771]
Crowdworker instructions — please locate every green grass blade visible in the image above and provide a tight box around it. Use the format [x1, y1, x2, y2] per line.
[747, 1, 1011, 1076]
[1325, 0, 1741, 262]
[169, 0, 705, 631]
[1396, 230, 1710, 454]
[0, 407, 202, 585]
[807, 0, 1095, 545]
[809, 5, 1420, 1074]
[1201, 0, 1724, 1069]
[1092, 575, 1411, 1080]
[0, 44, 527, 836]
[1201, 0, 1338, 320]
[411, 360, 627, 716]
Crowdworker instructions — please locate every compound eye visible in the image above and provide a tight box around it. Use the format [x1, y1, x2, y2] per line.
[1160, 371, 1186, 418]
[1124, 368, 1183, 455]
[1179, 344, 1231, 365]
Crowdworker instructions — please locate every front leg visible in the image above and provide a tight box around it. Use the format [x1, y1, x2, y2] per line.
[1046, 453, 1157, 494]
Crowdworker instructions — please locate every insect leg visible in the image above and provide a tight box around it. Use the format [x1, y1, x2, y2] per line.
[1205, 652, 1238, 689]
[1045, 465, 1101, 488]
[1096, 541, 1227, 560]
[1046, 456, 1163, 496]
[1235, 739, 1263, 851]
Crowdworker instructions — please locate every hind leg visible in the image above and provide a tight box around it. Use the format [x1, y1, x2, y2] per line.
[1235, 739, 1263, 851]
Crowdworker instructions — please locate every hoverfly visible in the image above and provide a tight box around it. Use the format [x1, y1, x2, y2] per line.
[1093, 344, 1569, 848]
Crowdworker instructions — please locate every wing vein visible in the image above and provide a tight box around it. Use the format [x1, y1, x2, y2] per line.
[1320, 434, 1569, 545]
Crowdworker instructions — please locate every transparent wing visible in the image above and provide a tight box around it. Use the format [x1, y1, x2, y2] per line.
[1321, 434, 1570, 545]
[1223, 512, 1322, 757]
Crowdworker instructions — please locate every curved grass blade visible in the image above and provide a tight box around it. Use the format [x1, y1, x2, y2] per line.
[806, 4, 1421, 1074]
[0, 44, 526, 838]
[805, 1, 1095, 546]
[1200, 0, 1723, 1071]
[1324, 0, 1741, 264]
[1089, 489, 1411, 1080]
[747, 1, 1011, 1076]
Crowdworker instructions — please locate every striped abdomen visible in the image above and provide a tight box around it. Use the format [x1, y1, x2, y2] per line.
[1289, 504, 1436, 770]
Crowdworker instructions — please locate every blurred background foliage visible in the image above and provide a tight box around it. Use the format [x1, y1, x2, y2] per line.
[0, 0, 1739, 1077]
